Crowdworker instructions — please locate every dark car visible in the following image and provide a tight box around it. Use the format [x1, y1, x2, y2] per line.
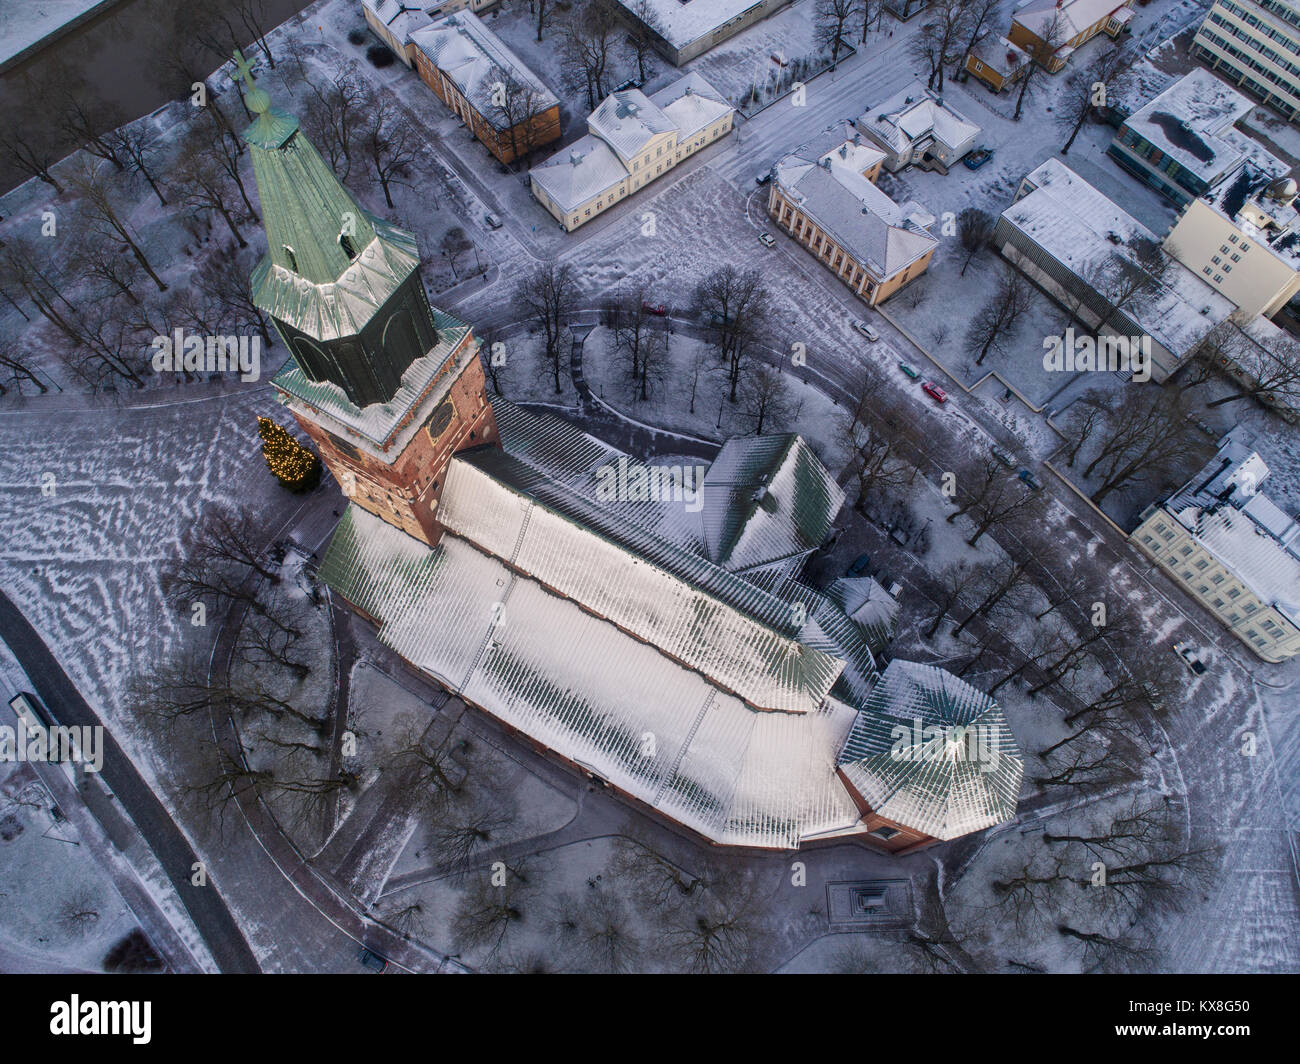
[847, 553, 872, 577]
[963, 147, 994, 170]
[1018, 469, 1042, 491]
[359, 947, 388, 972]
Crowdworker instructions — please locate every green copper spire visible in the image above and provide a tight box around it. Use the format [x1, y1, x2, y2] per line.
[239, 53, 439, 410]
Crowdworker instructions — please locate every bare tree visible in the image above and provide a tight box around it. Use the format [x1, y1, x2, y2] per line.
[910, 0, 973, 92]
[621, 0, 665, 82]
[957, 207, 995, 276]
[1058, 45, 1133, 155]
[0, 338, 48, 396]
[1013, 15, 1065, 122]
[815, 0, 857, 64]
[302, 67, 368, 182]
[515, 262, 578, 393]
[923, 562, 976, 640]
[169, 132, 251, 248]
[360, 91, 420, 208]
[108, 123, 168, 206]
[68, 160, 167, 291]
[560, 1, 619, 110]
[692, 265, 771, 402]
[967, 269, 1032, 365]
[489, 71, 551, 169]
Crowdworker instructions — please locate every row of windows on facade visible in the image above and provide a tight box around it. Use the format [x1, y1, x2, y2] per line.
[561, 125, 726, 220]
[1140, 521, 1292, 647]
[1208, 9, 1300, 77]
[1196, 31, 1300, 104]
[778, 205, 897, 290]
[1221, 0, 1300, 39]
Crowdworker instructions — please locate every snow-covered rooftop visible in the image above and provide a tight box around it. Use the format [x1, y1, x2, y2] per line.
[410, 11, 558, 130]
[774, 135, 937, 278]
[1002, 159, 1236, 359]
[1205, 163, 1300, 271]
[611, 0, 785, 50]
[530, 72, 732, 212]
[1121, 69, 1284, 185]
[362, 0, 433, 45]
[857, 79, 980, 156]
[837, 660, 1024, 840]
[968, 35, 1030, 76]
[1013, 0, 1132, 45]
[1164, 432, 1300, 625]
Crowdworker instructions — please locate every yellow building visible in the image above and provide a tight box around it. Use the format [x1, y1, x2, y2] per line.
[361, 0, 500, 66]
[1131, 432, 1300, 663]
[767, 130, 938, 306]
[1164, 171, 1300, 322]
[530, 73, 734, 231]
[1008, 0, 1134, 72]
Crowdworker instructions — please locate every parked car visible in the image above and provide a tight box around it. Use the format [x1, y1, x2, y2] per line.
[853, 320, 880, 342]
[991, 447, 1015, 468]
[758, 232, 776, 248]
[441, 167, 455, 181]
[755, 170, 772, 185]
[1018, 468, 1042, 490]
[846, 553, 872, 577]
[641, 301, 667, 316]
[921, 381, 948, 403]
[359, 948, 388, 972]
[484, 213, 503, 229]
[898, 361, 920, 379]
[963, 146, 994, 170]
[1172, 641, 1208, 675]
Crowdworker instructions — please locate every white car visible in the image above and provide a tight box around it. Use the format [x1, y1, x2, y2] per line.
[758, 232, 776, 248]
[484, 213, 503, 229]
[853, 320, 880, 342]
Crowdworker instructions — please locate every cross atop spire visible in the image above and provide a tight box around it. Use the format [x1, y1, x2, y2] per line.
[231, 49, 271, 117]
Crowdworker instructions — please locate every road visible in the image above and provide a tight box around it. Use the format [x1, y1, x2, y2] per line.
[0, 589, 261, 973]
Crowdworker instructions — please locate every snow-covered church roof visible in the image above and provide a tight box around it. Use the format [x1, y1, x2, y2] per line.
[318, 401, 1022, 848]
[837, 661, 1024, 840]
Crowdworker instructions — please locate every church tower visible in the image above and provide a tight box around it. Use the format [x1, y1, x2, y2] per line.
[238, 52, 498, 545]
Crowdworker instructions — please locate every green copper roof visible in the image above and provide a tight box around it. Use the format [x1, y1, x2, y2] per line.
[247, 123, 379, 286]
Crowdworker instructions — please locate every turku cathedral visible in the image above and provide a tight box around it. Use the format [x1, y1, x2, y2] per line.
[240, 69, 1023, 853]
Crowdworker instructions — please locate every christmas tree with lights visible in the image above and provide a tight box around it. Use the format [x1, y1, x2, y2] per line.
[258, 416, 321, 493]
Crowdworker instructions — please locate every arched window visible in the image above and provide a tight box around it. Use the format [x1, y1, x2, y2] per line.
[339, 232, 359, 260]
[282, 245, 298, 272]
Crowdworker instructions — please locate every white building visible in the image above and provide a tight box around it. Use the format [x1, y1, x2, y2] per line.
[1192, 0, 1300, 123]
[1132, 429, 1300, 662]
[530, 72, 734, 231]
[856, 80, 982, 173]
[994, 159, 1236, 381]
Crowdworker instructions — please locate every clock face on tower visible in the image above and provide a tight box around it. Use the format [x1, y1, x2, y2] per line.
[426, 399, 457, 443]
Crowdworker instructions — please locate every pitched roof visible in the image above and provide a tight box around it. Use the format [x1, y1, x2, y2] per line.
[857, 80, 981, 156]
[318, 504, 864, 849]
[410, 11, 558, 130]
[701, 435, 844, 572]
[588, 89, 676, 162]
[837, 660, 1024, 839]
[1013, 0, 1131, 43]
[774, 138, 938, 278]
[361, 0, 433, 44]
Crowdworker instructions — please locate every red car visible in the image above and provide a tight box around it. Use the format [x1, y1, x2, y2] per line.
[641, 301, 667, 316]
[922, 381, 948, 404]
